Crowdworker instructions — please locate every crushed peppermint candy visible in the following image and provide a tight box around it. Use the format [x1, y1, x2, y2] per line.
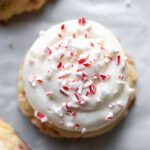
[75, 123, 80, 129]
[34, 111, 48, 123]
[61, 24, 65, 31]
[78, 17, 86, 26]
[45, 91, 53, 96]
[105, 112, 114, 121]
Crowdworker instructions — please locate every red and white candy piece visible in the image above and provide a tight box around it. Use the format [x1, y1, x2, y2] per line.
[105, 112, 114, 121]
[34, 111, 48, 123]
[29, 75, 43, 87]
[73, 93, 81, 104]
[75, 123, 80, 129]
[45, 47, 52, 55]
[116, 54, 121, 65]
[99, 74, 110, 81]
[60, 86, 70, 97]
[45, 91, 53, 96]
[78, 17, 86, 26]
[118, 74, 124, 80]
[89, 84, 96, 95]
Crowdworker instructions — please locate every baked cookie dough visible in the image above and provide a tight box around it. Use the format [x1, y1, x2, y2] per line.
[0, 119, 29, 149]
[0, 0, 48, 21]
[17, 18, 137, 138]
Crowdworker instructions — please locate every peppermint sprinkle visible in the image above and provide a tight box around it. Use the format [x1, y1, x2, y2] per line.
[100, 74, 110, 81]
[46, 47, 52, 55]
[118, 75, 124, 80]
[65, 102, 70, 111]
[36, 75, 43, 83]
[85, 33, 88, 38]
[89, 84, 96, 95]
[45, 91, 53, 96]
[60, 88, 70, 96]
[78, 58, 87, 64]
[57, 62, 63, 69]
[83, 60, 92, 67]
[61, 24, 65, 31]
[58, 33, 62, 38]
[72, 34, 76, 38]
[63, 86, 70, 91]
[34, 111, 48, 123]
[117, 55, 121, 65]
[75, 123, 80, 129]
[84, 80, 92, 88]
[105, 112, 114, 121]
[29, 75, 43, 86]
[72, 112, 77, 118]
[73, 93, 81, 104]
[90, 42, 94, 47]
[78, 17, 86, 26]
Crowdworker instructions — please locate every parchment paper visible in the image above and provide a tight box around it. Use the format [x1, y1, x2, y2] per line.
[0, 0, 150, 149]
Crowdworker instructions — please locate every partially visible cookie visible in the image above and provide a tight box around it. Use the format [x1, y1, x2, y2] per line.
[0, 119, 29, 150]
[0, 0, 48, 21]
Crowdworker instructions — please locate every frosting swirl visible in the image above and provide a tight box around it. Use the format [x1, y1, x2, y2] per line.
[23, 18, 134, 133]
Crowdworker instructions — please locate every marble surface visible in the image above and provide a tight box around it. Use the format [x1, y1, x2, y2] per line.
[0, 0, 149, 149]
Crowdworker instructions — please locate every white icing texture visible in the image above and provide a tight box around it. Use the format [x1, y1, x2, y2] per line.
[23, 18, 134, 132]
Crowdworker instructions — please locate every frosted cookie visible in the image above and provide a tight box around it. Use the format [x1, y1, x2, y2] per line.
[0, 0, 48, 21]
[0, 119, 29, 150]
[17, 18, 137, 138]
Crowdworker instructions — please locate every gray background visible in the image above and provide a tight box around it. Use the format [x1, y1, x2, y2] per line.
[0, 0, 149, 149]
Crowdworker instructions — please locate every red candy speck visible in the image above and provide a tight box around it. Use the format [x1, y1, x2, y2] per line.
[90, 42, 94, 47]
[58, 34, 62, 38]
[60, 89, 69, 97]
[57, 62, 62, 68]
[89, 84, 96, 94]
[100, 74, 107, 80]
[46, 47, 52, 55]
[74, 93, 81, 104]
[73, 34, 76, 38]
[37, 112, 44, 119]
[78, 58, 87, 64]
[72, 112, 77, 117]
[65, 102, 71, 112]
[117, 55, 121, 65]
[78, 17, 86, 25]
[63, 86, 70, 91]
[85, 33, 88, 38]
[75, 123, 80, 129]
[61, 24, 65, 30]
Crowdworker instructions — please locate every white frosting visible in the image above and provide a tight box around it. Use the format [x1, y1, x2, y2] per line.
[23, 18, 134, 132]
